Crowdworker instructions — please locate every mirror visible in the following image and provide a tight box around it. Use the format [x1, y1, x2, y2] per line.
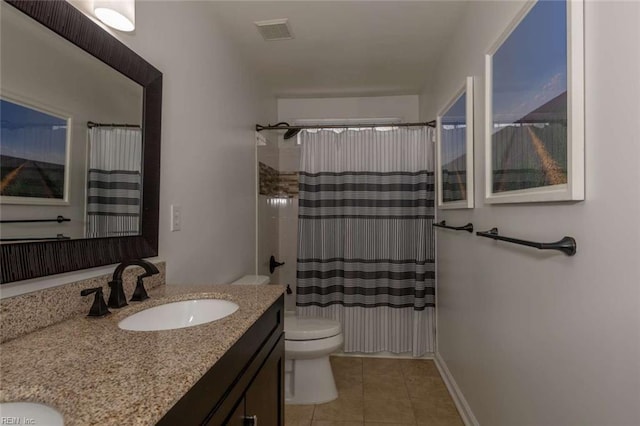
[0, 0, 162, 283]
[1, 1, 144, 241]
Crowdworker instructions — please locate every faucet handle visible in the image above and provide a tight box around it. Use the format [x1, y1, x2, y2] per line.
[80, 287, 110, 317]
[107, 279, 128, 308]
[130, 275, 150, 302]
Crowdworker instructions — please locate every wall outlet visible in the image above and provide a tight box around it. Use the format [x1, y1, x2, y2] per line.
[170, 204, 182, 232]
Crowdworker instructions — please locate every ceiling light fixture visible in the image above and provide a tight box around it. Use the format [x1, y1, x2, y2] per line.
[93, 0, 135, 32]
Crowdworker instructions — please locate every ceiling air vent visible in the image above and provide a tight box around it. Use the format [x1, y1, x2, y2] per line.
[254, 18, 293, 41]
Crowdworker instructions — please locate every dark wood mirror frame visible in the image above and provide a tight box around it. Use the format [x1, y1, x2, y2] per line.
[0, 0, 162, 284]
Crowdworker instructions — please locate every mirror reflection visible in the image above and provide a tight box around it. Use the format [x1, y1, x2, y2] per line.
[0, 2, 143, 242]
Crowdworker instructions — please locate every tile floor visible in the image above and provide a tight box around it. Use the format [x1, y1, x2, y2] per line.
[285, 356, 464, 426]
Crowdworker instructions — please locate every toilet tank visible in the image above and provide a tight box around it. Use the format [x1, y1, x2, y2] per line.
[231, 275, 270, 285]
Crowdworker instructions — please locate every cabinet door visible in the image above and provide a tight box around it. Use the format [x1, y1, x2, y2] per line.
[244, 337, 284, 426]
[221, 398, 245, 426]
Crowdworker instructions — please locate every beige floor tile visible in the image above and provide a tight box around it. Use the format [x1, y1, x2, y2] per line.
[313, 398, 364, 422]
[331, 356, 363, 370]
[363, 398, 416, 424]
[411, 397, 463, 426]
[362, 358, 403, 377]
[303, 356, 458, 426]
[286, 404, 316, 423]
[332, 357, 364, 382]
[336, 376, 364, 399]
[363, 374, 409, 401]
[287, 420, 312, 426]
[363, 369, 406, 384]
[414, 414, 463, 425]
[399, 359, 440, 380]
[403, 376, 449, 400]
[334, 367, 364, 383]
[335, 367, 363, 382]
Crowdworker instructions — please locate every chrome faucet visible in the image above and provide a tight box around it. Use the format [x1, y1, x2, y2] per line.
[108, 259, 159, 308]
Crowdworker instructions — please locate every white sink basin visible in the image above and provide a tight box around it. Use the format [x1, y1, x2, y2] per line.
[0, 402, 64, 425]
[118, 299, 239, 331]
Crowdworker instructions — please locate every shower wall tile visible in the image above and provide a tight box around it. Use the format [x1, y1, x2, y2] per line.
[257, 195, 280, 280]
[279, 201, 299, 311]
[257, 143, 279, 170]
[279, 172, 299, 196]
[258, 143, 300, 310]
[259, 162, 299, 198]
[259, 162, 281, 196]
[279, 146, 301, 172]
[278, 145, 301, 197]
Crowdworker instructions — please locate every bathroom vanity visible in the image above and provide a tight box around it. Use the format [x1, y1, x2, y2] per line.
[159, 292, 284, 425]
[0, 284, 284, 425]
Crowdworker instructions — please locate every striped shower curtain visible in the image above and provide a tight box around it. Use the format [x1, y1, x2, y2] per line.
[86, 127, 142, 238]
[296, 127, 436, 356]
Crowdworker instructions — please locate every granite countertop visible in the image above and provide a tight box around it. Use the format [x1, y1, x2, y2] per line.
[0, 284, 284, 425]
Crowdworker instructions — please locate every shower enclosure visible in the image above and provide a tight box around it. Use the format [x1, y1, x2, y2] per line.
[256, 131, 300, 312]
[256, 125, 436, 355]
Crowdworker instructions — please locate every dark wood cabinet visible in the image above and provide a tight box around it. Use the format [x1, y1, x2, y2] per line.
[158, 295, 284, 426]
[224, 399, 247, 426]
[244, 336, 284, 425]
[218, 336, 284, 426]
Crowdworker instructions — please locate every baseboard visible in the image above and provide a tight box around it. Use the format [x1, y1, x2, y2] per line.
[331, 351, 435, 360]
[434, 352, 480, 426]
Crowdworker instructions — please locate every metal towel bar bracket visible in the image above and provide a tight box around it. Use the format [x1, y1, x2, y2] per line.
[476, 227, 577, 256]
[432, 220, 474, 233]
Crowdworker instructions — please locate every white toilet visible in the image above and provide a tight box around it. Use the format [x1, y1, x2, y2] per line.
[231, 275, 343, 405]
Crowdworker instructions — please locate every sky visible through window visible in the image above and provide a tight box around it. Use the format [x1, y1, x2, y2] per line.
[0, 99, 67, 165]
[441, 91, 467, 202]
[441, 92, 466, 166]
[492, 0, 567, 129]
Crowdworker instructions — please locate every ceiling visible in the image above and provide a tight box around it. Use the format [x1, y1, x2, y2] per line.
[209, 1, 468, 98]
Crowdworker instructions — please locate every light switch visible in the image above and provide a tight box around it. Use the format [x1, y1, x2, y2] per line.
[171, 204, 181, 231]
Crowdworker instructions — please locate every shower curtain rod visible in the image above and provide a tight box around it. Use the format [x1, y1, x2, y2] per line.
[256, 120, 436, 132]
[87, 121, 141, 129]
[256, 120, 436, 140]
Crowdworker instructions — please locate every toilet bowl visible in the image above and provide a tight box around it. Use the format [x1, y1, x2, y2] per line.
[284, 313, 343, 405]
[231, 275, 343, 405]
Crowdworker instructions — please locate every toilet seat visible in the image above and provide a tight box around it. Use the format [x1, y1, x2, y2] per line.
[284, 315, 341, 341]
[285, 333, 343, 360]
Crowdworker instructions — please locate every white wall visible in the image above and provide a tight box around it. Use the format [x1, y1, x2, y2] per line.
[101, 1, 277, 284]
[421, 1, 640, 424]
[278, 95, 419, 125]
[257, 134, 282, 286]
